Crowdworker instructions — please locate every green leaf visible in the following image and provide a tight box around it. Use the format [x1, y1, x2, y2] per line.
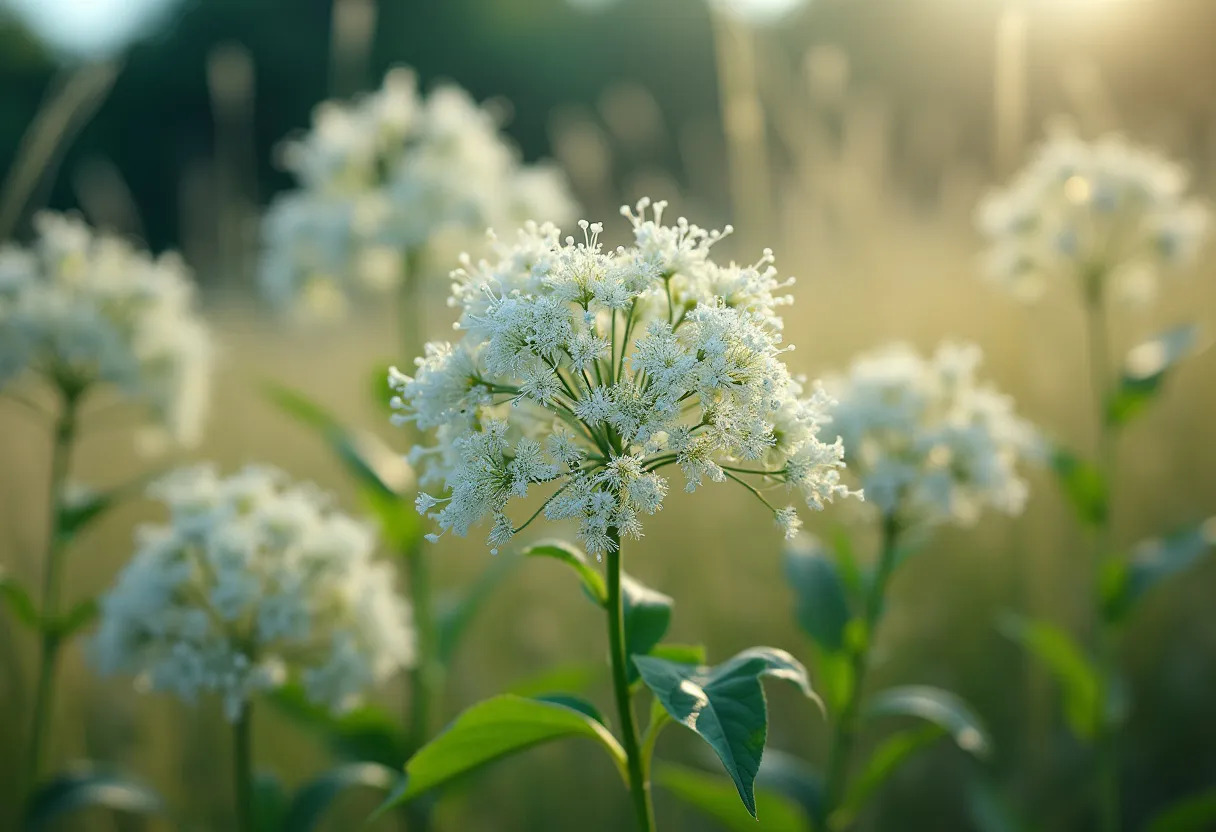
[1001, 616, 1102, 740]
[966, 774, 1031, 832]
[814, 647, 856, 716]
[52, 597, 98, 640]
[634, 647, 817, 818]
[1148, 789, 1216, 832]
[754, 750, 825, 828]
[865, 685, 991, 757]
[829, 527, 865, 599]
[784, 535, 852, 653]
[621, 573, 674, 683]
[648, 643, 707, 666]
[1109, 518, 1216, 619]
[369, 360, 397, 417]
[532, 694, 607, 726]
[504, 663, 601, 698]
[379, 695, 627, 812]
[56, 488, 113, 542]
[521, 539, 607, 605]
[285, 762, 399, 831]
[1107, 324, 1206, 426]
[22, 766, 165, 830]
[657, 763, 811, 832]
[253, 771, 287, 832]
[436, 552, 518, 664]
[836, 724, 944, 825]
[268, 683, 409, 768]
[0, 571, 40, 631]
[1050, 447, 1108, 527]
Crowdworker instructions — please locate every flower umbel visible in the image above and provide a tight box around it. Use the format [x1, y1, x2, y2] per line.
[977, 131, 1210, 304]
[92, 465, 416, 720]
[0, 212, 212, 446]
[824, 341, 1039, 528]
[260, 67, 577, 318]
[391, 199, 859, 556]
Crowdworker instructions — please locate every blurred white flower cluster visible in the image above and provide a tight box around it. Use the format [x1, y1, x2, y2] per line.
[391, 198, 859, 557]
[824, 342, 1039, 528]
[977, 131, 1210, 304]
[92, 465, 415, 720]
[0, 212, 211, 446]
[260, 67, 578, 320]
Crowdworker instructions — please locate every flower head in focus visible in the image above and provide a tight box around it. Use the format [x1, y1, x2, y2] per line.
[977, 131, 1210, 305]
[0, 212, 212, 446]
[824, 342, 1039, 528]
[260, 68, 578, 320]
[92, 465, 415, 720]
[389, 198, 860, 557]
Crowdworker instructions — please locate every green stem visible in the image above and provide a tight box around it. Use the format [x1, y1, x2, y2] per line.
[823, 512, 901, 828]
[26, 385, 81, 787]
[233, 704, 255, 832]
[1084, 280, 1120, 832]
[402, 541, 438, 832]
[606, 531, 656, 832]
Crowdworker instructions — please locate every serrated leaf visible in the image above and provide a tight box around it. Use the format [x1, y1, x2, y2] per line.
[1108, 324, 1206, 426]
[436, 552, 517, 664]
[865, 685, 991, 757]
[835, 724, 944, 825]
[754, 749, 825, 828]
[621, 573, 674, 683]
[1050, 447, 1108, 527]
[0, 572, 40, 631]
[1148, 789, 1216, 832]
[22, 765, 165, 830]
[657, 763, 811, 832]
[268, 683, 409, 768]
[784, 535, 852, 653]
[521, 540, 607, 605]
[1001, 616, 1102, 740]
[634, 647, 817, 818]
[379, 695, 627, 812]
[285, 762, 399, 831]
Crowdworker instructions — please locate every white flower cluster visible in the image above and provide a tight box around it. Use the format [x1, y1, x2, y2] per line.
[0, 213, 211, 446]
[260, 67, 578, 319]
[92, 465, 415, 720]
[977, 131, 1209, 304]
[391, 199, 859, 557]
[824, 342, 1039, 528]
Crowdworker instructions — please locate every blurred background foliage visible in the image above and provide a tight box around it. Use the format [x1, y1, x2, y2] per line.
[1, 0, 1216, 830]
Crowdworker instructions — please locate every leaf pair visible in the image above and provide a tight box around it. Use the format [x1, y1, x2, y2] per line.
[0, 571, 98, 640]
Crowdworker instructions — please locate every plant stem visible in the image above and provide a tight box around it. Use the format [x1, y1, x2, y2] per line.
[606, 531, 656, 832]
[26, 385, 81, 787]
[823, 512, 901, 828]
[402, 541, 437, 832]
[1084, 279, 1120, 832]
[233, 704, 255, 832]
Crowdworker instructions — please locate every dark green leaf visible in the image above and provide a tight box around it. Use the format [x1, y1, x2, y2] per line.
[435, 552, 518, 664]
[505, 663, 601, 698]
[784, 535, 852, 653]
[865, 685, 991, 757]
[285, 762, 399, 831]
[378, 695, 626, 812]
[621, 573, 673, 683]
[657, 763, 811, 832]
[23, 766, 165, 830]
[634, 647, 817, 818]
[0, 571, 40, 631]
[1109, 519, 1216, 619]
[1107, 324, 1206, 426]
[1050, 447, 1108, 527]
[56, 488, 113, 542]
[52, 597, 98, 640]
[532, 694, 607, 726]
[268, 683, 409, 768]
[1000, 616, 1101, 740]
[754, 750, 825, 828]
[253, 771, 287, 832]
[1148, 789, 1216, 832]
[520, 540, 606, 605]
[836, 725, 944, 825]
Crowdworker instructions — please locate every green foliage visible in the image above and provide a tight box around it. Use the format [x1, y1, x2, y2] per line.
[253, 771, 287, 832]
[657, 763, 811, 832]
[648, 643, 708, 665]
[268, 683, 409, 768]
[285, 762, 400, 831]
[1103, 518, 1216, 622]
[864, 685, 991, 757]
[504, 662, 601, 698]
[754, 750, 825, 828]
[532, 694, 608, 726]
[1147, 789, 1216, 832]
[784, 536, 852, 653]
[1107, 324, 1206, 426]
[22, 765, 165, 830]
[621, 573, 674, 682]
[1049, 447, 1109, 527]
[522, 539, 607, 605]
[965, 775, 1031, 832]
[634, 647, 817, 818]
[1001, 616, 1102, 740]
[50, 596, 98, 640]
[436, 552, 518, 663]
[0, 569, 39, 631]
[380, 695, 627, 812]
[835, 724, 944, 825]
